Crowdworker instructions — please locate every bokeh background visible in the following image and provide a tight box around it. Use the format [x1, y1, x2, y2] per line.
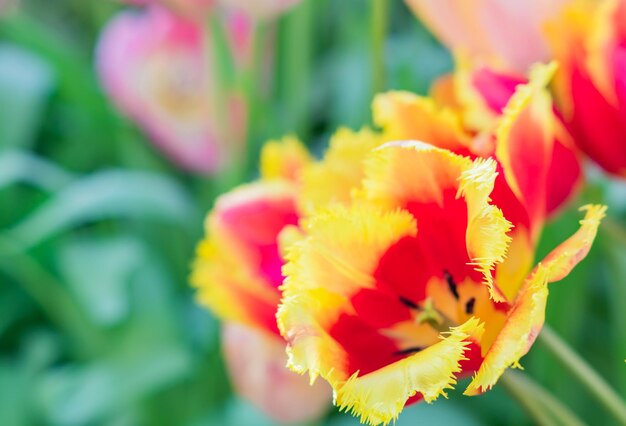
[0, 1, 625, 425]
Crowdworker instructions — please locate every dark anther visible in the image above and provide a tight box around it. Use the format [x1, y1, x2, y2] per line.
[393, 346, 424, 356]
[399, 296, 420, 310]
[444, 269, 459, 300]
[465, 297, 476, 315]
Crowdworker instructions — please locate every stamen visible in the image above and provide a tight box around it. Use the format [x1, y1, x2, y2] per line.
[465, 297, 476, 315]
[399, 296, 420, 310]
[416, 298, 456, 333]
[393, 346, 423, 356]
[417, 298, 444, 326]
[444, 269, 459, 300]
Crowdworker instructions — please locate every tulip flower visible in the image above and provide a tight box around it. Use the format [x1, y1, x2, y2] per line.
[372, 63, 586, 292]
[277, 139, 605, 425]
[190, 136, 334, 422]
[546, 0, 626, 177]
[191, 126, 386, 420]
[276, 62, 605, 425]
[404, 0, 572, 73]
[96, 5, 246, 173]
[432, 61, 583, 216]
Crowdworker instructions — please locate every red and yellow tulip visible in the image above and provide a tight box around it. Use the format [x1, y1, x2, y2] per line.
[434, 60, 583, 218]
[190, 135, 339, 422]
[372, 63, 585, 294]
[276, 65, 605, 425]
[191, 127, 383, 332]
[191, 52, 605, 424]
[191, 126, 389, 419]
[278, 139, 604, 425]
[192, 136, 309, 331]
[547, 0, 626, 177]
[191, 136, 333, 422]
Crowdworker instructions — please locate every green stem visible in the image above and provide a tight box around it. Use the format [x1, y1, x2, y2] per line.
[500, 371, 586, 426]
[371, 0, 388, 95]
[282, 0, 314, 138]
[242, 21, 266, 176]
[199, 14, 243, 204]
[538, 325, 626, 424]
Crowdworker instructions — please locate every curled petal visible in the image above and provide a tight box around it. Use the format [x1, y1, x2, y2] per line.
[495, 62, 557, 236]
[538, 204, 607, 282]
[546, 130, 583, 215]
[465, 265, 549, 396]
[363, 141, 512, 302]
[460, 159, 513, 303]
[465, 204, 606, 395]
[335, 318, 485, 426]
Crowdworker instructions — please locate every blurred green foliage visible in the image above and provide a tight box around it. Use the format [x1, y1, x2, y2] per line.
[0, 1, 624, 425]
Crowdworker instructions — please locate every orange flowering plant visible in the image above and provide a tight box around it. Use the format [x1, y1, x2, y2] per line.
[276, 64, 606, 425]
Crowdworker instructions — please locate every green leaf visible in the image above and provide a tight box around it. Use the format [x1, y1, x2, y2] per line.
[6, 170, 199, 249]
[601, 218, 626, 395]
[0, 359, 36, 426]
[0, 150, 73, 192]
[0, 43, 55, 149]
[38, 347, 192, 426]
[56, 236, 147, 326]
[39, 250, 195, 425]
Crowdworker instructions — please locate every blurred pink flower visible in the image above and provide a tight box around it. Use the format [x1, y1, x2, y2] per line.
[96, 6, 245, 173]
[404, 0, 572, 72]
[222, 323, 330, 423]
